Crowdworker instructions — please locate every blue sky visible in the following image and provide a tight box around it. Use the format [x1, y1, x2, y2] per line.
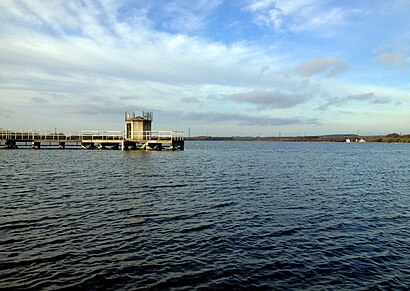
[0, 0, 409, 136]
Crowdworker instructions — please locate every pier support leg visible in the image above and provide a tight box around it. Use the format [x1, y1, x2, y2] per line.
[149, 143, 162, 151]
[140, 142, 152, 150]
[59, 142, 65, 149]
[122, 141, 129, 150]
[121, 141, 138, 150]
[170, 141, 184, 150]
[32, 141, 41, 149]
[81, 143, 95, 149]
[5, 140, 17, 149]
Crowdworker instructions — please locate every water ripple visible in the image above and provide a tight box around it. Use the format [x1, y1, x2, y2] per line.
[1, 142, 410, 290]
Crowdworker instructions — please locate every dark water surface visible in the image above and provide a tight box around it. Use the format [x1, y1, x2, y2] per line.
[1, 141, 409, 290]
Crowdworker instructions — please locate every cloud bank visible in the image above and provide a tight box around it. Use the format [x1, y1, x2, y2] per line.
[375, 52, 407, 68]
[184, 111, 317, 126]
[227, 89, 309, 109]
[0, 0, 409, 135]
[296, 57, 349, 78]
[318, 92, 391, 110]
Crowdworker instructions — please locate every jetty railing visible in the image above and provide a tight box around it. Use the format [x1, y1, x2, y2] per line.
[130, 131, 184, 141]
[0, 130, 184, 142]
[0, 130, 124, 141]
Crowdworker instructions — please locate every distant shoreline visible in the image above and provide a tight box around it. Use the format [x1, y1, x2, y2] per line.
[187, 133, 410, 143]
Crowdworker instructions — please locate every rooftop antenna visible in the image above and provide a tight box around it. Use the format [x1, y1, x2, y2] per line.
[143, 111, 153, 121]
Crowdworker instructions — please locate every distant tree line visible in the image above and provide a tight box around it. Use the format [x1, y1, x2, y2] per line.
[187, 133, 410, 143]
[367, 133, 410, 143]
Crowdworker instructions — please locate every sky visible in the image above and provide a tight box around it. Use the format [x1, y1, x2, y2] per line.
[0, 0, 409, 136]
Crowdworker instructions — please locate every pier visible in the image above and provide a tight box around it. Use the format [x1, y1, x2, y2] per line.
[0, 112, 184, 150]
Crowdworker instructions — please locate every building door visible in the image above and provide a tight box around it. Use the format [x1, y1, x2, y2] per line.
[126, 123, 131, 139]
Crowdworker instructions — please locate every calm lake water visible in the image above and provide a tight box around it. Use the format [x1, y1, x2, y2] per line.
[1, 141, 409, 290]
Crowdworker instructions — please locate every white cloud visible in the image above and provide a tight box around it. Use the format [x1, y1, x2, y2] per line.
[290, 8, 346, 32]
[245, 0, 347, 33]
[0, 12, 278, 89]
[247, 0, 275, 12]
[154, 0, 223, 32]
